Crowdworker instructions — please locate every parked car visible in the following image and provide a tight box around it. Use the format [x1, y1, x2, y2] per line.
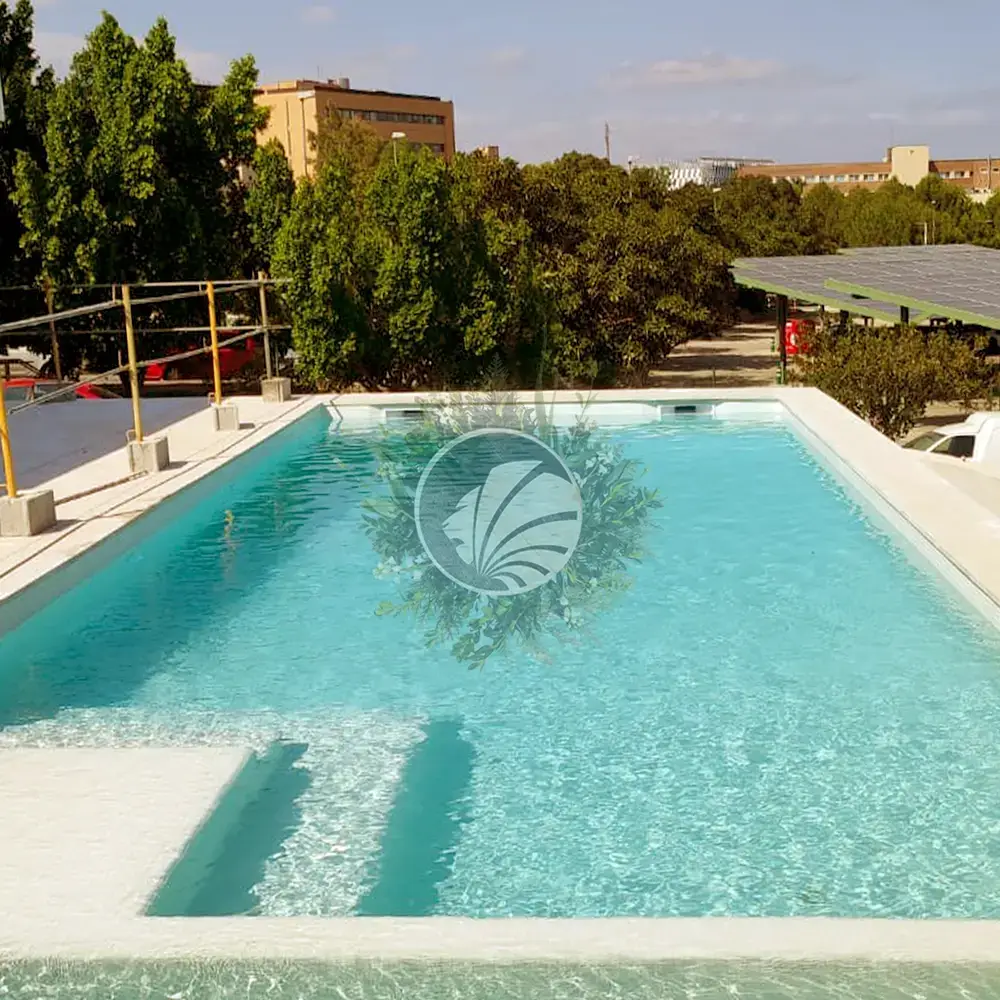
[903, 412, 1000, 466]
[145, 336, 261, 382]
[2, 377, 113, 410]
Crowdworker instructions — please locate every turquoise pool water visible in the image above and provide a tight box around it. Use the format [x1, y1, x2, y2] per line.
[2, 413, 1000, 919]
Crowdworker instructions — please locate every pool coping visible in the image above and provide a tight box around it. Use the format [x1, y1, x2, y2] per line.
[4, 385, 1000, 962]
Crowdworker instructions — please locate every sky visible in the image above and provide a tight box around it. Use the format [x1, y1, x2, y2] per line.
[30, 0, 1000, 167]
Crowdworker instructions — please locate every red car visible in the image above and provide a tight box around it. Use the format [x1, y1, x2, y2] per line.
[145, 336, 260, 382]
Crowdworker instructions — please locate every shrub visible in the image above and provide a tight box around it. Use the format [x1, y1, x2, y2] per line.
[793, 324, 991, 440]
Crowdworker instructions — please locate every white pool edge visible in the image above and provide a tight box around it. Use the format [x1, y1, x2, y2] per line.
[3, 385, 1000, 963]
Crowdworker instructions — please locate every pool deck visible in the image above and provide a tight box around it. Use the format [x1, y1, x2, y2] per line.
[3, 386, 1000, 962]
[0, 747, 253, 936]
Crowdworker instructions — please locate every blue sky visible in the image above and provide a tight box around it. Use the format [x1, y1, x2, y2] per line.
[31, 0, 1000, 166]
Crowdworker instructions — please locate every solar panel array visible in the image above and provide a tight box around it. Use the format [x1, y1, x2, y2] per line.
[734, 244, 1000, 328]
[732, 253, 923, 322]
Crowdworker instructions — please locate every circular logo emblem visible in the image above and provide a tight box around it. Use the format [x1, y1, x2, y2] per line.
[414, 428, 584, 596]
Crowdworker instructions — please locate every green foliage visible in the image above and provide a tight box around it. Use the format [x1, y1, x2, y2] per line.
[521, 155, 731, 386]
[793, 324, 994, 439]
[246, 139, 295, 272]
[312, 105, 385, 182]
[275, 145, 546, 390]
[11, 12, 265, 375]
[0, 0, 53, 323]
[361, 396, 662, 669]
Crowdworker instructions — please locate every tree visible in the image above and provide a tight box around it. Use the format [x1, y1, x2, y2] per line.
[713, 176, 809, 257]
[522, 154, 730, 385]
[799, 183, 844, 253]
[311, 104, 385, 182]
[13, 12, 266, 382]
[0, 0, 53, 330]
[793, 324, 990, 439]
[272, 159, 366, 388]
[245, 139, 295, 272]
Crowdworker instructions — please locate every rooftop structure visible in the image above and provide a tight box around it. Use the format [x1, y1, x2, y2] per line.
[254, 78, 456, 179]
[655, 157, 774, 190]
[738, 146, 1000, 199]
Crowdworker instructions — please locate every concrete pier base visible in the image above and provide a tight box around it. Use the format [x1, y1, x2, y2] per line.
[0, 490, 57, 537]
[211, 402, 240, 432]
[261, 377, 292, 403]
[126, 436, 170, 475]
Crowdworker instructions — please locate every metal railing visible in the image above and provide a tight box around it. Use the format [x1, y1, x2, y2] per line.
[0, 275, 291, 502]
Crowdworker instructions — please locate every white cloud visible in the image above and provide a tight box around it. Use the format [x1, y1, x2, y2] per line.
[301, 5, 336, 24]
[34, 31, 84, 75]
[487, 46, 527, 70]
[608, 53, 783, 91]
[179, 48, 229, 83]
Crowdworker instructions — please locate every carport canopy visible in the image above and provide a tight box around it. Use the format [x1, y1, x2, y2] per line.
[733, 244, 1000, 331]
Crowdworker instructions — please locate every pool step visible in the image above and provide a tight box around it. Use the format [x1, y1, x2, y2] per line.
[355, 718, 476, 917]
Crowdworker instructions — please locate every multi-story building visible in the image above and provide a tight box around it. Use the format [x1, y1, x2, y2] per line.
[738, 145, 1000, 199]
[254, 78, 456, 179]
[656, 156, 774, 190]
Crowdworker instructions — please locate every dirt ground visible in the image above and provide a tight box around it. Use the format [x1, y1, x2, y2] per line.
[649, 323, 779, 390]
[650, 323, 971, 433]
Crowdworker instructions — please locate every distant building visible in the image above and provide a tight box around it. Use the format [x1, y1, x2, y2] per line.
[254, 78, 456, 179]
[656, 156, 774, 190]
[473, 145, 500, 160]
[738, 145, 1000, 199]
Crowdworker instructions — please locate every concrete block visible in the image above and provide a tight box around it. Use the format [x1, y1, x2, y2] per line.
[0, 490, 56, 537]
[126, 436, 170, 475]
[211, 402, 241, 432]
[261, 376, 292, 403]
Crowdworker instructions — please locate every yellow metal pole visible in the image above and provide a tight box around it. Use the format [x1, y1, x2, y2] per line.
[0, 380, 18, 499]
[122, 284, 144, 443]
[44, 279, 63, 381]
[207, 281, 222, 406]
[257, 271, 273, 379]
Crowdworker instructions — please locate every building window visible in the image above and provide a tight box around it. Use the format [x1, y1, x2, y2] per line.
[835, 174, 847, 182]
[372, 110, 446, 125]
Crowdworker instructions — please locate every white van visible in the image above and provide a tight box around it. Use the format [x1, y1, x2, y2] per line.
[903, 412, 1000, 467]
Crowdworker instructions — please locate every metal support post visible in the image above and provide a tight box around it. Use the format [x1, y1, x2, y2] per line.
[207, 281, 222, 406]
[776, 294, 788, 384]
[45, 280, 63, 381]
[0, 380, 17, 498]
[900, 305, 910, 325]
[258, 271, 273, 379]
[122, 284, 143, 443]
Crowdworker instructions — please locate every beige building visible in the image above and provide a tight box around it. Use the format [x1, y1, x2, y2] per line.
[739, 145, 1000, 199]
[255, 78, 456, 179]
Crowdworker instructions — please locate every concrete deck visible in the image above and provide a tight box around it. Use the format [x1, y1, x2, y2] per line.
[0, 747, 252, 928]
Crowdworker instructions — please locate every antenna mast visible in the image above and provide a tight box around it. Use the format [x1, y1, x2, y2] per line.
[604, 122, 611, 163]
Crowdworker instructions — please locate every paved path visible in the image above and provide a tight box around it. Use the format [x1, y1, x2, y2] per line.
[650, 324, 778, 389]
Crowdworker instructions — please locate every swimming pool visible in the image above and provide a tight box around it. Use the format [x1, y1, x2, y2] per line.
[2, 403, 1000, 922]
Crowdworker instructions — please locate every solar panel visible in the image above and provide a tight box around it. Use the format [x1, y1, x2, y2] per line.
[732, 254, 925, 322]
[733, 245, 1000, 329]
